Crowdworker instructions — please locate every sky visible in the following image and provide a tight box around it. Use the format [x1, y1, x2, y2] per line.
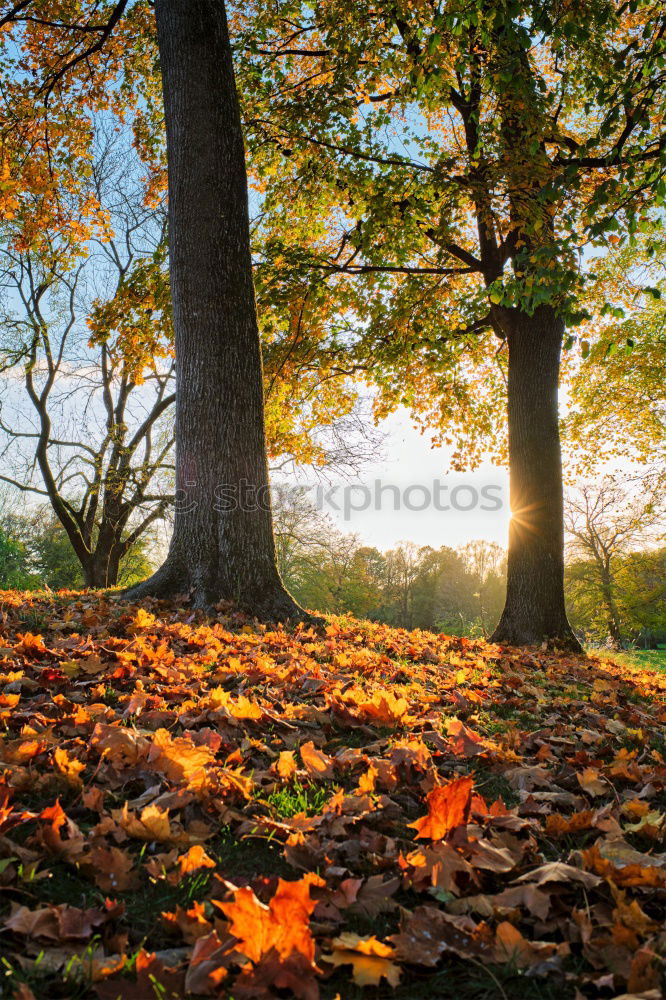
[283, 407, 511, 552]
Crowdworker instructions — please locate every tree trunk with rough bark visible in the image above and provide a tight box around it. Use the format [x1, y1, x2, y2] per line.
[125, 0, 306, 620]
[490, 306, 581, 650]
[82, 542, 119, 588]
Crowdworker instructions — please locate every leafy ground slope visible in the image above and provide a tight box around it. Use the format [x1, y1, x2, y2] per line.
[0, 592, 665, 1000]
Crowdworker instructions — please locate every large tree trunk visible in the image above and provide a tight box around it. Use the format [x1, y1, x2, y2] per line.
[125, 0, 306, 620]
[83, 547, 119, 589]
[491, 306, 581, 650]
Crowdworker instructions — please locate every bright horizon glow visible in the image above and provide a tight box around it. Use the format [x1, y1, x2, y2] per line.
[283, 407, 512, 552]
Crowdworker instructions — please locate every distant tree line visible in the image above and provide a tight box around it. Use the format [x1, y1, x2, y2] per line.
[271, 489, 665, 646]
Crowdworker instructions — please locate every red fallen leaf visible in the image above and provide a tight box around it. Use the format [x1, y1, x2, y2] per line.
[545, 810, 596, 836]
[15, 632, 48, 655]
[349, 689, 410, 726]
[36, 801, 86, 860]
[581, 844, 666, 888]
[493, 884, 553, 920]
[626, 947, 662, 994]
[494, 921, 568, 968]
[39, 667, 67, 685]
[0, 782, 13, 830]
[215, 873, 325, 965]
[409, 776, 473, 841]
[147, 728, 215, 790]
[234, 950, 322, 1000]
[4, 902, 109, 941]
[513, 861, 600, 890]
[176, 844, 216, 877]
[577, 767, 607, 797]
[83, 845, 137, 891]
[399, 842, 476, 894]
[275, 749, 297, 779]
[162, 901, 212, 943]
[82, 787, 105, 812]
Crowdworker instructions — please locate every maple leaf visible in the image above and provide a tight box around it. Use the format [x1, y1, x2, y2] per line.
[325, 932, 401, 986]
[84, 845, 137, 891]
[409, 776, 474, 840]
[147, 728, 214, 790]
[95, 950, 186, 1000]
[276, 749, 297, 779]
[577, 767, 607, 796]
[513, 862, 601, 889]
[184, 931, 235, 995]
[36, 801, 86, 861]
[391, 906, 495, 964]
[115, 802, 173, 842]
[163, 901, 213, 943]
[53, 746, 85, 784]
[400, 842, 475, 894]
[216, 873, 325, 965]
[4, 903, 109, 941]
[494, 921, 567, 968]
[353, 690, 410, 726]
[128, 609, 157, 633]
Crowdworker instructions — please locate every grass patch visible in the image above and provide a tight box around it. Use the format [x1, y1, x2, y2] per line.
[265, 779, 333, 818]
[604, 648, 666, 672]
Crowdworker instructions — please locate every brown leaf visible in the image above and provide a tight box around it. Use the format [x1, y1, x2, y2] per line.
[300, 741, 335, 779]
[514, 862, 601, 889]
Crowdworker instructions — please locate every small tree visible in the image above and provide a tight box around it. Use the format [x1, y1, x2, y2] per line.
[0, 126, 174, 588]
[565, 476, 664, 649]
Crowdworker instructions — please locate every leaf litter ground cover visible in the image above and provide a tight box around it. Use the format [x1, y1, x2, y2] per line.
[0, 593, 665, 1000]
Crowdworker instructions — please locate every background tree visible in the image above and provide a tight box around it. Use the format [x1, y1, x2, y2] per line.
[0, 525, 32, 589]
[565, 230, 666, 473]
[242, 0, 666, 647]
[565, 475, 665, 649]
[459, 540, 507, 637]
[0, 125, 175, 588]
[615, 548, 666, 647]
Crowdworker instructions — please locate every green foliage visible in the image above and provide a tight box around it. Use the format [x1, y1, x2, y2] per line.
[0, 503, 155, 592]
[566, 547, 666, 647]
[0, 524, 32, 589]
[239, 0, 666, 468]
[29, 517, 85, 590]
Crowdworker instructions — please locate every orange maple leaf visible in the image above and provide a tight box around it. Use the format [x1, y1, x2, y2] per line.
[177, 844, 216, 876]
[409, 776, 473, 840]
[216, 874, 324, 965]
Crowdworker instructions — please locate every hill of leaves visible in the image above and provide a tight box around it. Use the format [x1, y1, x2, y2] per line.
[0, 592, 664, 1000]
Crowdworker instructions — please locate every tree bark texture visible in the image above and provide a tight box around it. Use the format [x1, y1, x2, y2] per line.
[491, 306, 582, 650]
[126, 0, 305, 619]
